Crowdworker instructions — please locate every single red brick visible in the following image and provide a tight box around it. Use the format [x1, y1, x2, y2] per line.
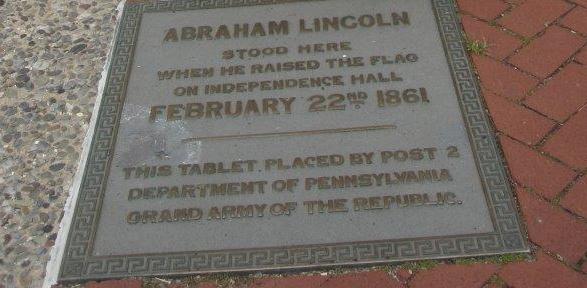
[499, 250, 587, 288]
[543, 108, 587, 169]
[409, 264, 498, 288]
[561, 176, 587, 218]
[472, 55, 539, 100]
[483, 89, 555, 144]
[85, 279, 142, 288]
[322, 271, 404, 288]
[509, 26, 585, 78]
[576, 47, 587, 64]
[249, 275, 327, 288]
[525, 63, 587, 121]
[498, 0, 572, 37]
[461, 15, 521, 60]
[516, 189, 587, 263]
[561, 6, 587, 35]
[457, 0, 508, 21]
[500, 136, 576, 199]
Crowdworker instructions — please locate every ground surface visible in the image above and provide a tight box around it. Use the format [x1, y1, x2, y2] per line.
[1, 0, 587, 287]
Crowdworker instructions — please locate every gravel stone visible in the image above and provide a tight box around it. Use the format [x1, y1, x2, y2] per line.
[48, 163, 65, 172]
[69, 43, 87, 54]
[15, 74, 30, 84]
[42, 225, 53, 234]
[0, 1, 122, 287]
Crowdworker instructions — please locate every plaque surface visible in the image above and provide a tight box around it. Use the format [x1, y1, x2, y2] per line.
[58, 0, 527, 282]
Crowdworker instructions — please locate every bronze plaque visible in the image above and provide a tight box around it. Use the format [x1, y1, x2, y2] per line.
[57, 0, 527, 282]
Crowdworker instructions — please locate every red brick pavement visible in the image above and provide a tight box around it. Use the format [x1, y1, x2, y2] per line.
[525, 62, 587, 122]
[561, 5, 587, 35]
[498, 0, 572, 37]
[457, 0, 587, 286]
[577, 47, 587, 64]
[543, 108, 587, 169]
[516, 187, 587, 263]
[499, 136, 576, 200]
[409, 264, 498, 288]
[561, 176, 587, 218]
[83, 1, 587, 287]
[483, 89, 555, 145]
[499, 250, 586, 288]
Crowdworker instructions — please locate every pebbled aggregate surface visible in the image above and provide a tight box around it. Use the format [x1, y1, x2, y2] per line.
[0, 1, 121, 287]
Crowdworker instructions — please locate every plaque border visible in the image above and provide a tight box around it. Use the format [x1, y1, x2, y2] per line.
[58, 0, 528, 282]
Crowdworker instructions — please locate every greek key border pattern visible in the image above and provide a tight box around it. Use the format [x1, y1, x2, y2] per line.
[59, 0, 526, 282]
[432, 0, 524, 244]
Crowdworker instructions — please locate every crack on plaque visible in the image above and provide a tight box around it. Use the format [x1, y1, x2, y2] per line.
[182, 124, 397, 142]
